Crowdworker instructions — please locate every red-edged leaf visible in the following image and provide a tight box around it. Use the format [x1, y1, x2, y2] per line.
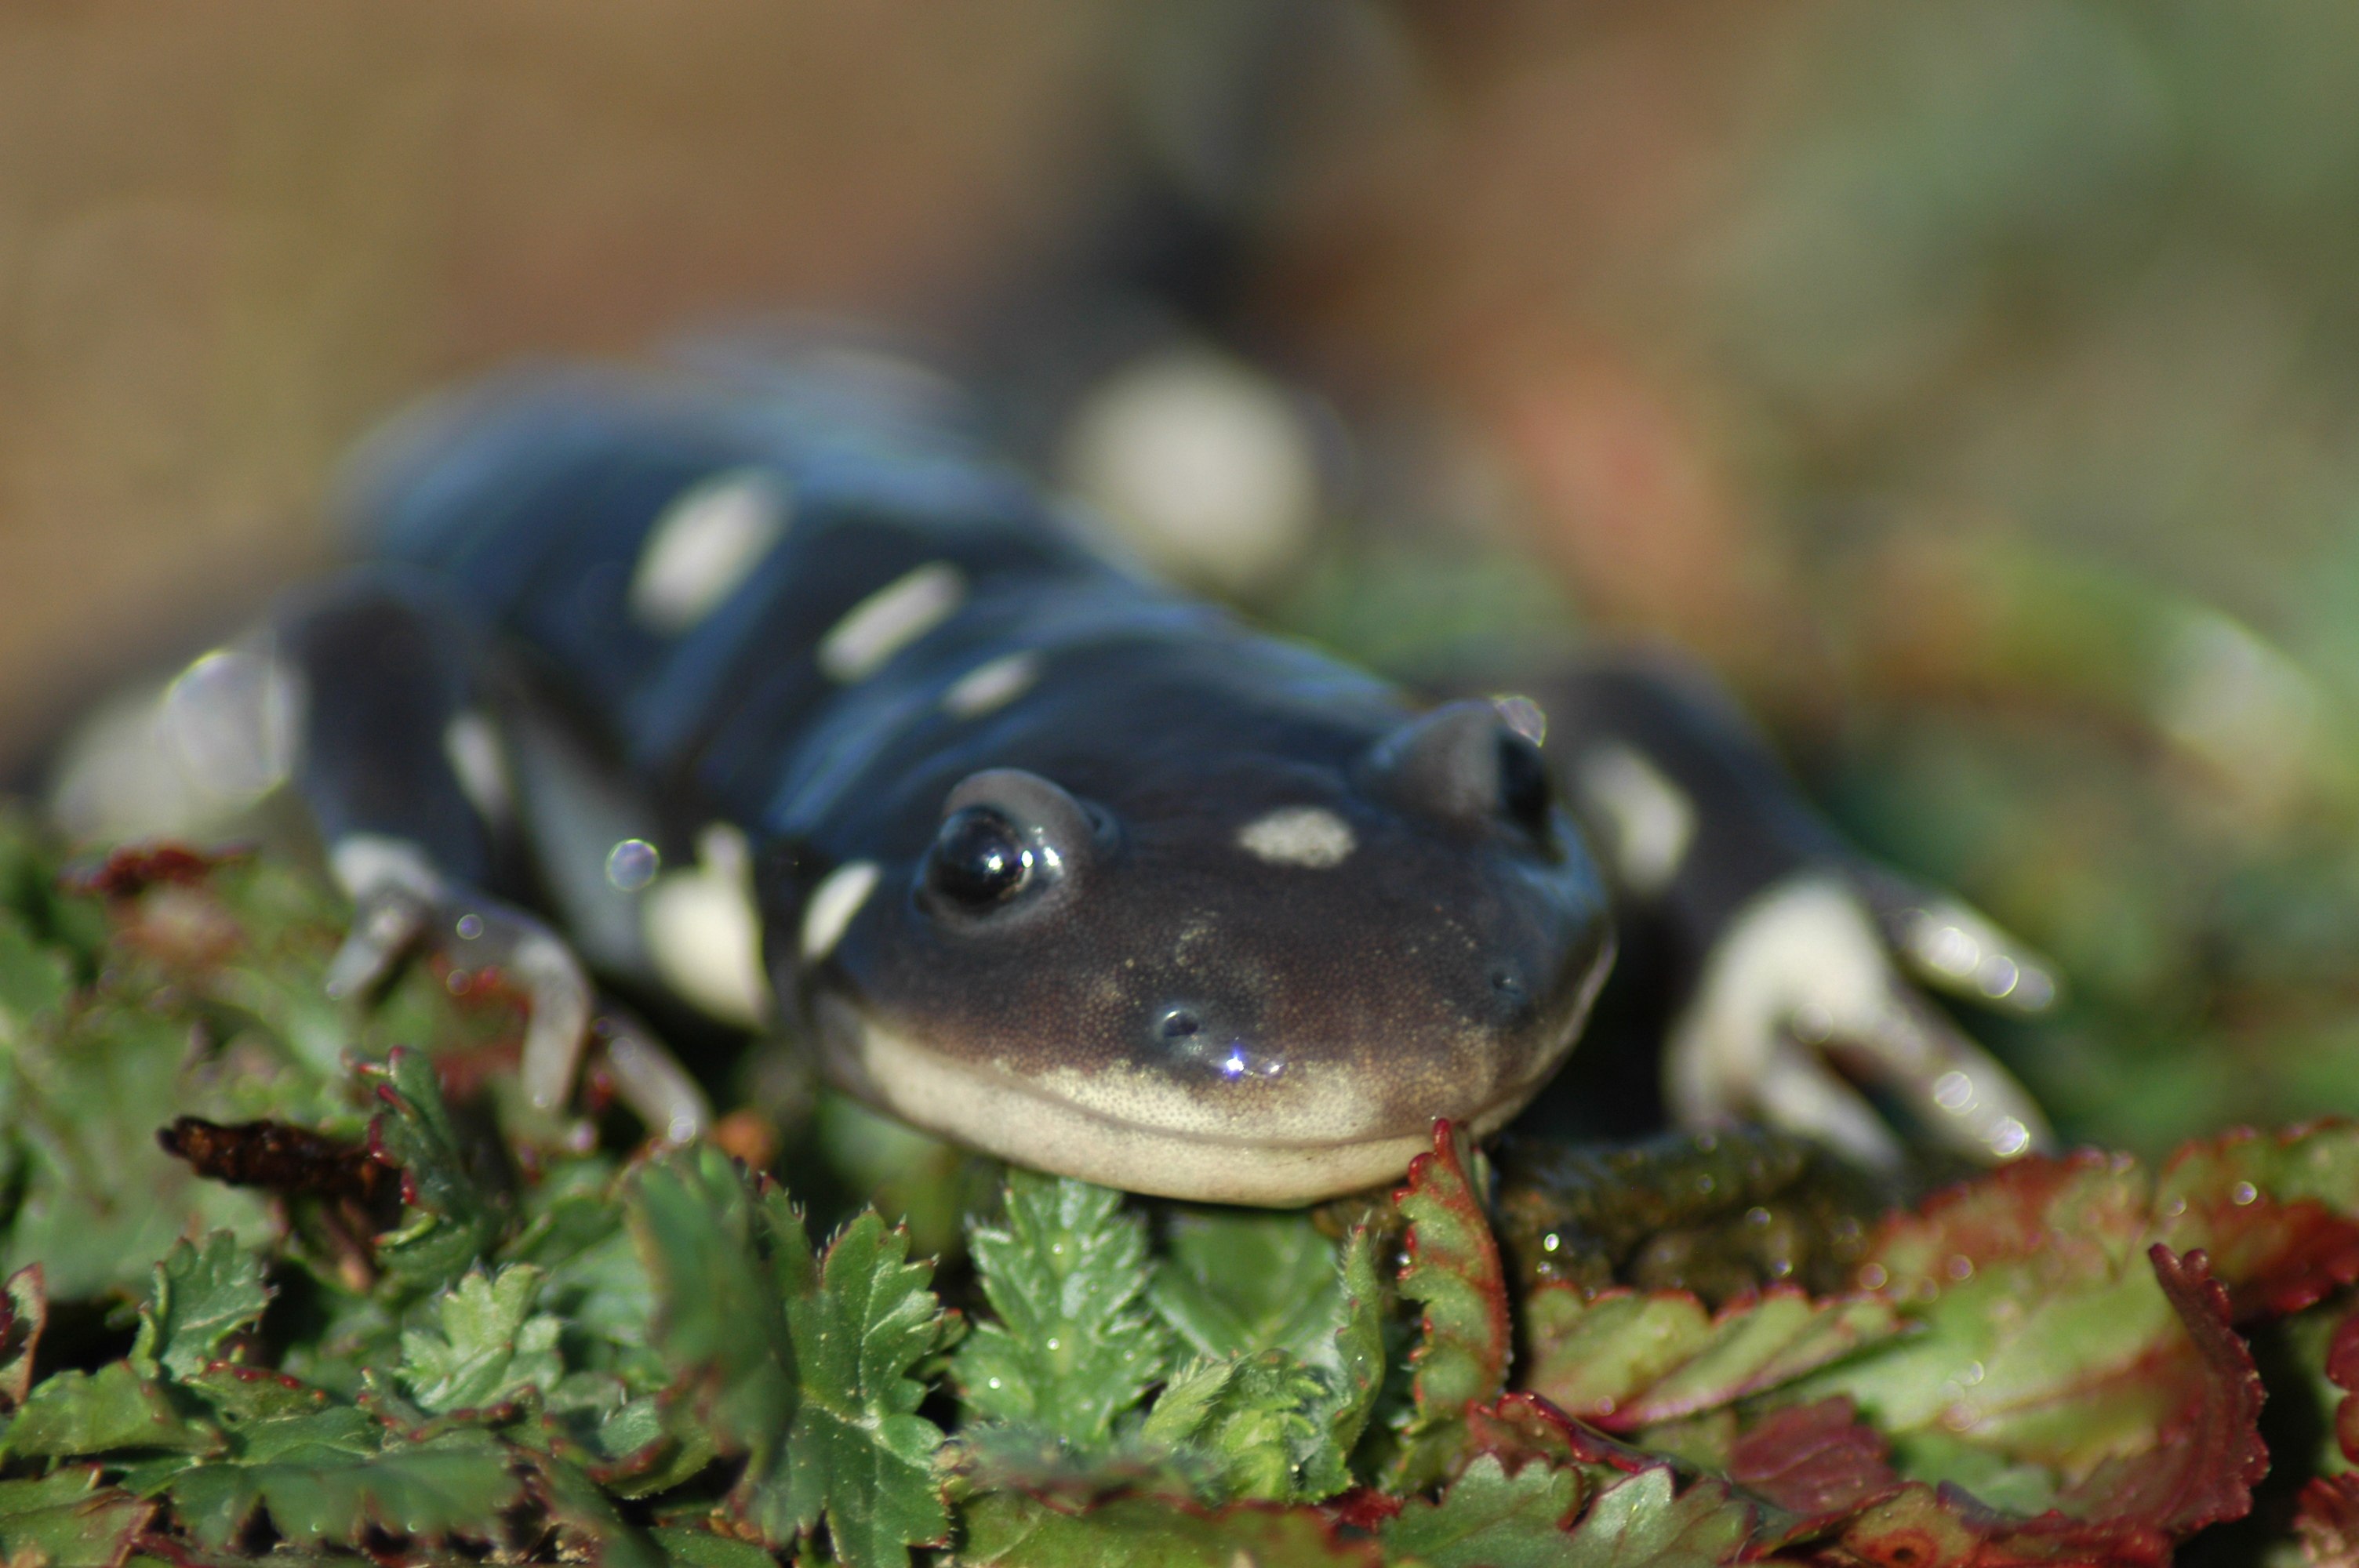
[2328, 1302, 2359, 1465]
[1384, 1120, 1510, 1492]
[1524, 1282, 1899, 1429]
[1464, 1393, 1655, 1478]
[2297, 1472, 2359, 1567]
[2050, 1247, 2265, 1534]
[2151, 1124, 2359, 1318]
[0, 1264, 46, 1408]
[1727, 1397, 1902, 1533]
[1837, 1482, 2175, 1568]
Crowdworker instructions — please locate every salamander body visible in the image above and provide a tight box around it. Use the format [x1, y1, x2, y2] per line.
[314, 368, 1616, 1202]
[51, 358, 2056, 1202]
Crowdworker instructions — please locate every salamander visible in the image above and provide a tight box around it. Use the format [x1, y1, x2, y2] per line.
[48, 355, 2056, 1204]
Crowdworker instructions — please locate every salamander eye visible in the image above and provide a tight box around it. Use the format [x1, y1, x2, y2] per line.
[927, 808, 1032, 907]
[1499, 732, 1551, 833]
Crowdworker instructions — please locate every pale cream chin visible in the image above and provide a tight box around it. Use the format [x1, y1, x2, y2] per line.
[812, 993, 1572, 1207]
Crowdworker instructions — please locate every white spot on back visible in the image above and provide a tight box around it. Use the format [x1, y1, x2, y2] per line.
[942, 652, 1041, 718]
[329, 833, 445, 902]
[642, 822, 770, 1028]
[1574, 742, 1696, 897]
[800, 860, 881, 962]
[818, 563, 966, 682]
[628, 467, 791, 634]
[442, 710, 513, 823]
[1236, 805, 1356, 869]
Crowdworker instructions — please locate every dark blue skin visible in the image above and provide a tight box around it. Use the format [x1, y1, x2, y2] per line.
[249, 362, 2051, 1203]
[298, 369, 1614, 1202]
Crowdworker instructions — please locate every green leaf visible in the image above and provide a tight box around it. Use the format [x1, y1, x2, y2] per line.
[398, 1263, 565, 1414]
[955, 1171, 1168, 1446]
[1317, 1227, 1386, 1464]
[1558, 1468, 1756, 1566]
[629, 1145, 803, 1527]
[631, 1145, 952, 1568]
[1380, 1453, 1585, 1566]
[958, 1490, 1384, 1566]
[1525, 1284, 1901, 1430]
[650, 1523, 782, 1568]
[1386, 1120, 1510, 1492]
[163, 1417, 524, 1549]
[528, 1452, 664, 1568]
[0, 1361, 221, 1459]
[364, 1047, 503, 1294]
[1143, 1350, 1336, 1502]
[132, 1232, 272, 1381]
[0, 1467, 153, 1568]
[1150, 1207, 1345, 1363]
[778, 1210, 954, 1568]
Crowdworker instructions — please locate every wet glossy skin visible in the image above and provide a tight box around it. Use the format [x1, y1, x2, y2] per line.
[340, 373, 1618, 1203]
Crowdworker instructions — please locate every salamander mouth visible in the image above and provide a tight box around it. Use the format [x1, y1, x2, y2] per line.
[809, 991, 1587, 1206]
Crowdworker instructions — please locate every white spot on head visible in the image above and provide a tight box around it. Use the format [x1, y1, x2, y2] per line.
[1574, 742, 1696, 898]
[1235, 805, 1356, 869]
[642, 823, 770, 1029]
[817, 563, 965, 682]
[942, 652, 1041, 719]
[442, 710, 512, 823]
[628, 467, 792, 634]
[800, 860, 881, 962]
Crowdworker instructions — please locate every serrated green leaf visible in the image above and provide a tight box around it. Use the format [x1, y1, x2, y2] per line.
[164, 1418, 522, 1549]
[1142, 1350, 1335, 1502]
[955, 1171, 1168, 1446]
[133, 1232, 272, 1381]
[365, 1047, 503, 1294]
[1150, 1207, 1344, 1363]
[958, 1490, 1383, 1566]
[629, 1145, 802, 1522]
[631, 1146, 950, 1568]
[1380, 1453, 1585, 1566]
[779, 1210, 953, 1568]
[1560, 1467, 1755, 1567]
[0, 1360, 221, 1459]
[398, 1263, 565, 1413]
[1386, 1121, 1510, 1493]
[1314, 1227, 1384, 1465]
[1525, 1284, 1900, 1430]
[0, 1467, 153, 1568]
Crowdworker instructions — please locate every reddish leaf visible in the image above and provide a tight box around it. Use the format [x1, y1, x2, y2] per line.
[64, 843, 241, 901]
[2152, 1125, 2359, 1319]
[1838, 1482, 2174, 1568]
[1383, 1120, 1510, 1492]
[1464, 1393, 1654, 1478]
[2328, 1304, 2359, 1466]
[158, 1117, 391, 1208]
[1727, 1397, 1901, 1530]
[0, 1265, 45, 1409]
[2297, 1473, 2359, 1567]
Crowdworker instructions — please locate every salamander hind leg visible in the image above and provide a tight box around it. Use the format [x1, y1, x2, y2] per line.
[278, 570, 702, 1136]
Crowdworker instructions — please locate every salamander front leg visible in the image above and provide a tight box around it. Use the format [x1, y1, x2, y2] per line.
[322, 837, 591, 1112]
[1533, 652, 2056, 1168]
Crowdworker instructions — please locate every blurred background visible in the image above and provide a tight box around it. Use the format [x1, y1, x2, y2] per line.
[8, 1, 2359, 1156]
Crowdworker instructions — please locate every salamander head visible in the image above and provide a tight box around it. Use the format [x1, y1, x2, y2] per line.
[787, 699, 1614, 1205]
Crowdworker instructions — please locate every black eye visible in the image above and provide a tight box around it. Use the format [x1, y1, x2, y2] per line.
[1498, 732, 1551, 832]
[927, 807, 1032, 907]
